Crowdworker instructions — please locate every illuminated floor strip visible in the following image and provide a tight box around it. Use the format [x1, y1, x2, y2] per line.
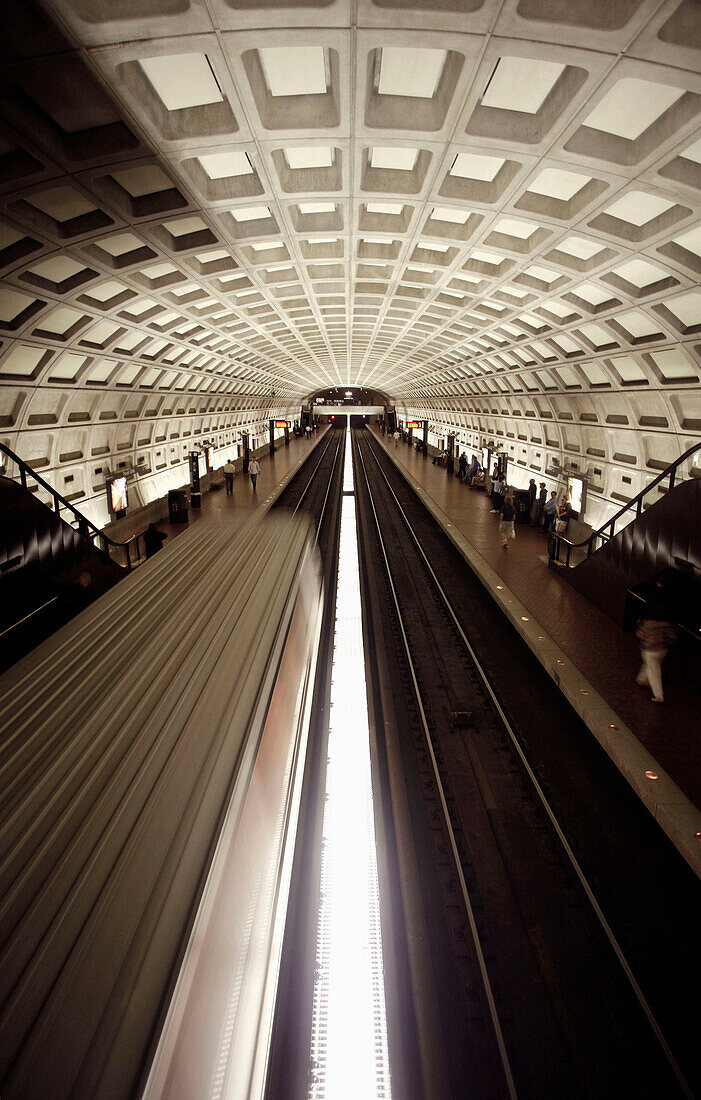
[309, 430, 391, 1100]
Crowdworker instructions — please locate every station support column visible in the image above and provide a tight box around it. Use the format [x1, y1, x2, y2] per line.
[188, 451, 201, 509]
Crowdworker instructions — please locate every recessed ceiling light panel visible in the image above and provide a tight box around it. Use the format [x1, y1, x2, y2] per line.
[140, 53, 223, 112]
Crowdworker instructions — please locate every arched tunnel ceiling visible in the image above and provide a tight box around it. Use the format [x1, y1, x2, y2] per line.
[0, 0, 700, 524]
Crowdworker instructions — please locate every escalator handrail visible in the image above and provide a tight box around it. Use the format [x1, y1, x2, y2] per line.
[1, 441, 143, 570]
[548, 439, 701, 567]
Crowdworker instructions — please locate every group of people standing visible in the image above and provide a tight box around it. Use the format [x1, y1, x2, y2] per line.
[454, 452, 576, 550]
[457, 452, 484, 486]
[518, 477, 572, 535]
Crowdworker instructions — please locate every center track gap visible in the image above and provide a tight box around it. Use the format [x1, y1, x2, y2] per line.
[308, 430, 392, 1100]
[354, 432, 518, 1100]
[358, 430, 693, 1100]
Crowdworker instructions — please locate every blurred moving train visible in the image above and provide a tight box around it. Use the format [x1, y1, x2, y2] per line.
[0, 510, 323, 1099]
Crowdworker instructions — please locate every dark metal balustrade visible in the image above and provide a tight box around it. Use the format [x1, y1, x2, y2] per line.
[0, 442, 150, 666]
[548, 440, 701, 569]
[0, 440, 144, 570]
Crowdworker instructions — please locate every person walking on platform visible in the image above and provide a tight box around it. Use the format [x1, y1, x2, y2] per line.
[249, 457, 260, 490]
[636, 611, 676, 704]
[499, 494, 516, 549]
[393, 429, 400, 447]
[458, 451, 468, 480]
[224, 458, 235, 495]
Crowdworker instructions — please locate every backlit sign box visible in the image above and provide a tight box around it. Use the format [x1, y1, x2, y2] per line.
[106, 475, 128, 516]
[406, 420, 422, 429]
[567, 474, 587, 517]
[274, 420, 291, 428]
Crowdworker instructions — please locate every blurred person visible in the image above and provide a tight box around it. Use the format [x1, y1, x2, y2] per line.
[458, 451, 467, 480]
[249, 457, 261, 490]
[394, 429, 400, 447]
[636, 598, 677, 704]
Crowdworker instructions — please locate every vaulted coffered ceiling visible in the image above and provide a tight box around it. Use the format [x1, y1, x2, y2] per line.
[0, 0, 699, 525]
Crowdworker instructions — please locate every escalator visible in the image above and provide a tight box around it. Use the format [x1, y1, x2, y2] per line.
[549, 444, 701, 631]
[0, 466, 127, 672]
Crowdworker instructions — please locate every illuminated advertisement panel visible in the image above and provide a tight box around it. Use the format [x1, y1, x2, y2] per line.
[107, 475, 128, 515]
[567, 474, 587, 516]
[481, 446, 491, 472]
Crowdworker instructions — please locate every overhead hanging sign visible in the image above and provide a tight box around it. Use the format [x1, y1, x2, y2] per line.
[274, 420, 291, 428]
[406, 420, 423, 429]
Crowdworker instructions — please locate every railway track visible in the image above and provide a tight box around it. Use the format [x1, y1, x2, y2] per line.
[273, 426, 344, 566]
[353, 427, 698, 1100]
[267, 429, 348, 1100]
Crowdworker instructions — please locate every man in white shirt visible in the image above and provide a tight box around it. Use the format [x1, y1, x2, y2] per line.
[223, 459, 235, 495]
[249, 458, 261, 490]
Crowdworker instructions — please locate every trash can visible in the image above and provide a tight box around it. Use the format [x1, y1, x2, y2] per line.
[168, 488, 189, 523]
[190, 491, 202, 510]
[513, 489, 531, 524]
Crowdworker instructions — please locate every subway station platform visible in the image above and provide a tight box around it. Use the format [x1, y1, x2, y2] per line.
[371, 425, 701, 874]
[107, 429, 327, 550]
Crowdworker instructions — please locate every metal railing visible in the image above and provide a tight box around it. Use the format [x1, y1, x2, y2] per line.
[1, 441, 144, 572]
[548, 440, 701, 568]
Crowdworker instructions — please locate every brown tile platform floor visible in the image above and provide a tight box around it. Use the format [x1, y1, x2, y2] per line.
[372, 427, 700, 819]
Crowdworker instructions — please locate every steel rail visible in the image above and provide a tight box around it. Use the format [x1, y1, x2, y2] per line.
[361, 430, 694, 1100]
[290, 432, 338, 523]
[310, 432, 343, 549]
[354, 432, 519, 1100]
